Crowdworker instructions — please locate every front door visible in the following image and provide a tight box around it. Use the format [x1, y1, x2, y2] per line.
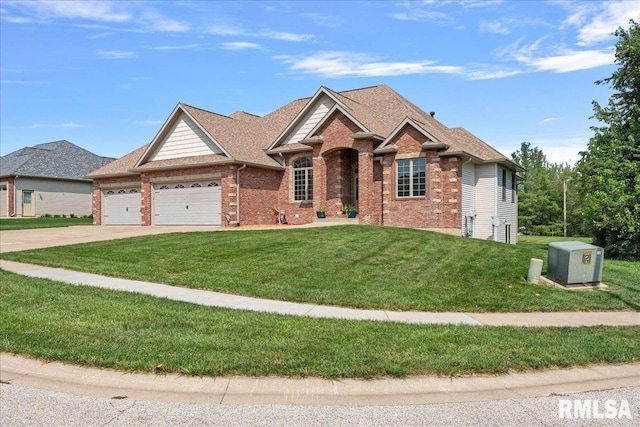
[22, 191, 34, 217]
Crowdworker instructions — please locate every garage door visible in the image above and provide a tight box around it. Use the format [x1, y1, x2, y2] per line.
[153, 181, 221, 225]
[0, 185, 7, 217]
[103, 189, 141, 225]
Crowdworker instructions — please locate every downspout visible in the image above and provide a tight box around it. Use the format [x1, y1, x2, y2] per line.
[462, 157, 473, 237]
[236, 164, 246, 226]
[12, 175, 18, 217]
[378, 156, 385, 226]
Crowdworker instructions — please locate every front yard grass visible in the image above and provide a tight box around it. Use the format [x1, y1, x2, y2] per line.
[1, 226, 638, 312]
[1, 270, 638, 379]
[0, 217, 92, 230]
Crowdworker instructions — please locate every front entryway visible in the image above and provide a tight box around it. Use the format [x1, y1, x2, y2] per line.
[322, 148, 359, 216]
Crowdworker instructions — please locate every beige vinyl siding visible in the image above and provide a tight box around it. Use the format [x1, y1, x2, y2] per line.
[461, 161, 475, 237]
[497, 168, 518, 244]
[150, 113, 224, 161]
[284, 95, 336, 145]
[474, 164, 497, 241]
[13, 178, 92, 217]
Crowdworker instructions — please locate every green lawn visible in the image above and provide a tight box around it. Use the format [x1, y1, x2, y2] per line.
[0, 217, 92, 230]
[2, 226, 638, 312]
[2, 270, 638, 379]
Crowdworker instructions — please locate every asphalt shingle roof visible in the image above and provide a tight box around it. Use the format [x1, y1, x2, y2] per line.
[88, 85, 518, 177]
[0, 140, 116, 180]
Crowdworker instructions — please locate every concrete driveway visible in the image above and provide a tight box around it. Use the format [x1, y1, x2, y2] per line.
[0, 225, 220, 253]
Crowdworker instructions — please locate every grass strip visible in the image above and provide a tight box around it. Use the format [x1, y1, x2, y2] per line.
[2, 226, 638, 312]
[0, 217, 92, 231]
[1, 270, 638, 379]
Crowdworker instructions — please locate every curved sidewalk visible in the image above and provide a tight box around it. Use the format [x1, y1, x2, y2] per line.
[2, 260, 639, 327]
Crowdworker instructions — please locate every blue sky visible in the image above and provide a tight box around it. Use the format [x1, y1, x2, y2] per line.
[1, 1, 638, 165]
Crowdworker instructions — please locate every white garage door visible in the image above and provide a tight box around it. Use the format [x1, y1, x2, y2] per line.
[153, 181, 221, 226]
[0, 185, 7, 217]
[103, 189, 141, 225]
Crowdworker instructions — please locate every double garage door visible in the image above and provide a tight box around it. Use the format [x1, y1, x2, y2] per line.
[153, 180, 221, 226]
[103, 180, 221, 226]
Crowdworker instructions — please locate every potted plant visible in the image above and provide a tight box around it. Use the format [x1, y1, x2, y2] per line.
[341, 203, 357, 218]
[316, 207, 326, 219]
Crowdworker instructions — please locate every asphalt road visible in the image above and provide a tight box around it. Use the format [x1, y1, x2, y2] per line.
[2, 383, 638, 426]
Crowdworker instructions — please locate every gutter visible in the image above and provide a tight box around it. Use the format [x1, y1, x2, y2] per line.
[236, 164, 247, 226]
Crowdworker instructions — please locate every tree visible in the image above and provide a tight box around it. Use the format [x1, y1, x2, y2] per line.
[512, 142, 562, 236]
[576, 20, 640, 260]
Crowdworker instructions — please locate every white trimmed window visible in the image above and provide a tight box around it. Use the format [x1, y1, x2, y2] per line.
[293, 156, 313, 201]
[397, 158, 426, 197]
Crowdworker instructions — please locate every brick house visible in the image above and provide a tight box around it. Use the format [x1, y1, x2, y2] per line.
[87, 85, 523, 243]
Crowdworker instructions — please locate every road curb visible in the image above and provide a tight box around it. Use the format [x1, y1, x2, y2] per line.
[2, 353, 639, 406]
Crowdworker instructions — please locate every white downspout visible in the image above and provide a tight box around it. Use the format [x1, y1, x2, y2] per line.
[236, 164, 246, 226]
[12, 175, 18, 217]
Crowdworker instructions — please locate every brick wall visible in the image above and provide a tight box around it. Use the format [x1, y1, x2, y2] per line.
[238, 166, 281, 226]
[381, 124, 462, 230]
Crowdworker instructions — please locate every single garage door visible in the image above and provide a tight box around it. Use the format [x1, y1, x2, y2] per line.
[103, 188, 141, 225]
[0, 184, 7, 217]
[153, 181, 221, 225]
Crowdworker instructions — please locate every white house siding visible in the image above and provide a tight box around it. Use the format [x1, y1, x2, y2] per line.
[150, 113, 224, 161]
[13, 177, 92, 217]
[284, 95, 336, 145]
[497, 167, 518, 244]
[474, 164, 497, 241]
[461, 161, 475, 237]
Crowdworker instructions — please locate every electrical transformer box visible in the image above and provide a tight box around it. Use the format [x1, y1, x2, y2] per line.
[547, 241, 604, 287]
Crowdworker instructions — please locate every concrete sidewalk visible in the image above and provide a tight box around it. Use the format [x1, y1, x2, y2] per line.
[2, 260, 639, 327]
[2, 353, 639, 405]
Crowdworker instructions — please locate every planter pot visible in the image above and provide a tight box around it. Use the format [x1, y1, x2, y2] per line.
[316, 211, 326, 219]
[347, 209, 357, 218]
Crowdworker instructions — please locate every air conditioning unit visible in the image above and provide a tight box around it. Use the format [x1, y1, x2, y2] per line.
[547, 241, 604, 287]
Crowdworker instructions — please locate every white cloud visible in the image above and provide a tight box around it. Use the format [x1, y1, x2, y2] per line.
[573, 2, 640, 46]
[21, 0, 131, 23]
[99, 50, 136, 59]
[540, 117, 559, 125]
[529, 48, 614, 73]
[479, 19, 511, 35]
[496, 36, 614, 73]
[391, 8, 453, 24]
[59, 121, 81, 128]
[220, 42, 261, 51]
[257, 31, 313, 42]
[152, 44, 203, 51]
[206, 24, 313, 42]
[206, 24, 242, 36]
[465, 67, 521, 80]
[139, 10, 189, 33]
[281, 51, 462, 78]
[3, 1, 189, 33]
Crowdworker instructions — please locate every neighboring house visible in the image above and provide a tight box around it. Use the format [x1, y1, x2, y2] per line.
[0, 140, 115, 218]
[88, 85, 523, 243]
